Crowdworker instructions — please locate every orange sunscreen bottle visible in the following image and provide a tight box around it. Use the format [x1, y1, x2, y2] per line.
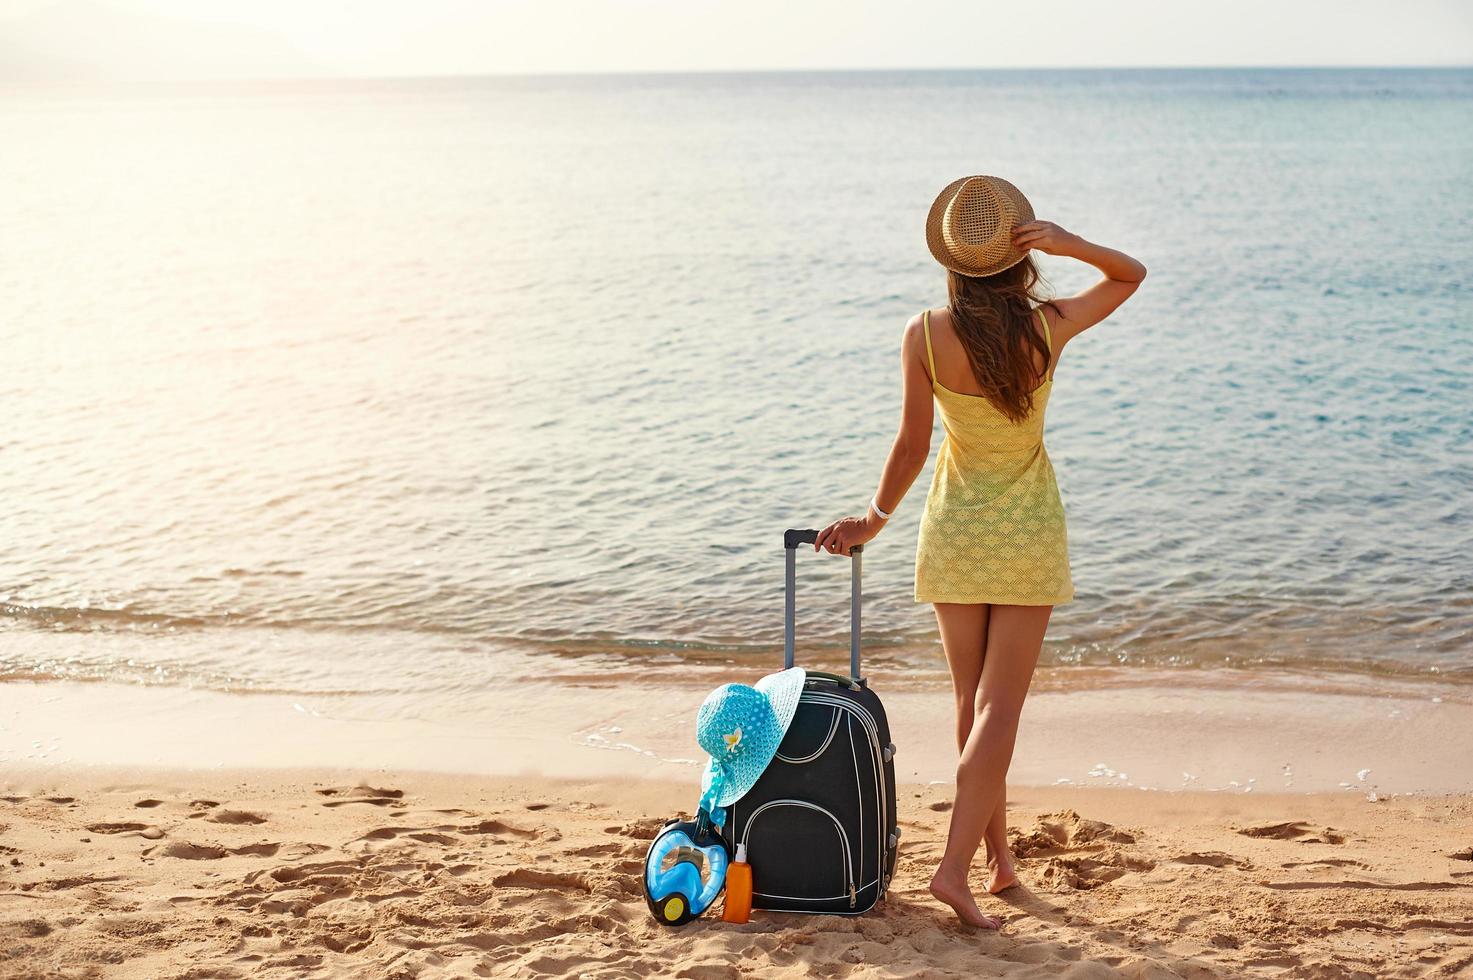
[721, 843, 752, 923]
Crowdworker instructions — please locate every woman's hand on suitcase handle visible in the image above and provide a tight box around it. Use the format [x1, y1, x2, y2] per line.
[814, 513, 881, 556]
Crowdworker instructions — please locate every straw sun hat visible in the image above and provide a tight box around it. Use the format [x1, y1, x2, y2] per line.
[925, 175, 1035, 278]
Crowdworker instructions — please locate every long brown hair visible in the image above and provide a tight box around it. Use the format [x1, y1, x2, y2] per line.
[945, 255, 1054, 423]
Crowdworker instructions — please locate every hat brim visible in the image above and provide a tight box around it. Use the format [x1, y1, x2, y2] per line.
[754, 667, 806, 737]
[700, 667, 807, 808]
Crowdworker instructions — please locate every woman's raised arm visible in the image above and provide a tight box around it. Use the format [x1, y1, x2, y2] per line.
[1012, 221, 1146, 347]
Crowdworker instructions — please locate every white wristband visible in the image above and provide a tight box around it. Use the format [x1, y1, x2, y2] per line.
[869, 497, 892, 521]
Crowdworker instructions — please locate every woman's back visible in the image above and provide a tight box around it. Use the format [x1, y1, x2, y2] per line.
[923, 306, 1057, 459]
[922, 306, 1056, 401]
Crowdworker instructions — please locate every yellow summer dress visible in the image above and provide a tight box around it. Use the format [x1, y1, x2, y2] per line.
[914, 308, 1074, 606]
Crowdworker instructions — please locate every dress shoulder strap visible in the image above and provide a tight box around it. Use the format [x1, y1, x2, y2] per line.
[922, 309, 937, 383]
[1035, 306, 1053, 356]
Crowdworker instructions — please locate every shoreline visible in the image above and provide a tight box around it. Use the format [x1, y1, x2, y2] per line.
[6, 626, 1468, 697]
[5, 671, 1471, 795]
[3, 768, 1471, 978]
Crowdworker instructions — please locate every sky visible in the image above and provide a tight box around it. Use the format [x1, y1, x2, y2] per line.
[1, 0, 1470, 81]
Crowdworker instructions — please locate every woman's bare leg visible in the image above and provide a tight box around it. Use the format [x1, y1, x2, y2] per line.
[983, 785, 1018, 894]
[936, 603, 1018, 898]
[929, 604, 1051, 926]
[937, 602, 988, 755]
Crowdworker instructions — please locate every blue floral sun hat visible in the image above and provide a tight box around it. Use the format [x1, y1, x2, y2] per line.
[696, 667, 805, 826]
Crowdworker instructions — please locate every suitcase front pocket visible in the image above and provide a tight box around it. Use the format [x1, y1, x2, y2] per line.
[774, 703, 840, 764]
[741, 799, 856, 909]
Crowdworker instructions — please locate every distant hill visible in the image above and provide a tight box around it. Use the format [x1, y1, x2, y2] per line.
[0, 0, 320, 83]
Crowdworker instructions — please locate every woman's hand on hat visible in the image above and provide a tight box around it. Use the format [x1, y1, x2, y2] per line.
[814, 514, 879, 557]
[1012, 220, 1080, 256]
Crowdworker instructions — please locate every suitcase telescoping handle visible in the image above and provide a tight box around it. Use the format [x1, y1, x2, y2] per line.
[782, 529, 863, 685]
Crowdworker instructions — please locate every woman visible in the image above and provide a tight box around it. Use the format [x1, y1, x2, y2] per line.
[815, 175, 1145, 928]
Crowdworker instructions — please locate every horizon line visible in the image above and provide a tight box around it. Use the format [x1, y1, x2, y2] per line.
[6, 63, 1471, 88]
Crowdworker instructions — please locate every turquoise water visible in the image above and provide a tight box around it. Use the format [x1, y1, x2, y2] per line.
[1, 69, 1470, 699]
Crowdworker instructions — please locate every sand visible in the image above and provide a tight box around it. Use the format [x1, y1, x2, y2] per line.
[3, 768, 1471, 979]
[5, 669, 1472, 977]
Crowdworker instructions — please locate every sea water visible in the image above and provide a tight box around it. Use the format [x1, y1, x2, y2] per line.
[2, 69, 1470, 704]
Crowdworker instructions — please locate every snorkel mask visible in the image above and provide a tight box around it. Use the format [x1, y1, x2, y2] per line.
[641, 807, 729, 926]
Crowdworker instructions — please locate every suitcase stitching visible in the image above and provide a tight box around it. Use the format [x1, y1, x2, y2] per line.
[775, 706, 840, 764]
[848, 714, 863, 895]
[806, 692, 887, 908]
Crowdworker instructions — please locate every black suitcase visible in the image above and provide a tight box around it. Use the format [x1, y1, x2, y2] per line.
[722, 528, 899, 915]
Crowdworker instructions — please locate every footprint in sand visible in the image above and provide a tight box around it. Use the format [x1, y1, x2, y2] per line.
[1238, 821, 1345, 844]
[1038, 852, 1156, 890]
[1448, 847, 1473, 861]
[229, 842, 281, 857]
[1171, 851, 1251, 868]
[460, 819, 539, 840]
[152, 841, 282, 860]
[263, 859, 356, 888]
[32, 874, 123, 891]
[353, 826, 461, 846]
[604, 817, 665, 840]
[1009, 812, 1153, 891]
[158, 842, 228, 860]
[207, 810, 268, 826]
[86, 822, 164, 839]
[1282, 858, 1368, 870]
[316, 786, 405, 808]
[86, 822, 149, 834]
[568, 841, 642, 873]
[491, 868, 593, 892]
[0, 918, 51, 939]
[357, 827, 407, 841]
[567, 842, 627, 857]
[1011, 810, 1137, 857]
[133, 799, 164, 809]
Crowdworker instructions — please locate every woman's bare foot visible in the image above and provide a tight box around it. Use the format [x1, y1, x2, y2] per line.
[928, 869, 1001, 929]
[985, 846, 1019, 894]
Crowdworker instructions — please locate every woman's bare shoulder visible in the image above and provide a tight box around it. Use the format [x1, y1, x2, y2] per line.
[914, 307, 957, 338]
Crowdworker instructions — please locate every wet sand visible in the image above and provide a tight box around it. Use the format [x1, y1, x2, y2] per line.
[4, 673, 1471, 793]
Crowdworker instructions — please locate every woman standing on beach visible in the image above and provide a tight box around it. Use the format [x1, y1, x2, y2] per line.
[815, 176, 1145, 928]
